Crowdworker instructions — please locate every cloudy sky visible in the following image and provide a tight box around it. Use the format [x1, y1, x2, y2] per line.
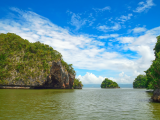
[0, 0, 160, 84]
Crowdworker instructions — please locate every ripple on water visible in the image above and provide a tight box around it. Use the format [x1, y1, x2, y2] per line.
[0, 89, 160, 120]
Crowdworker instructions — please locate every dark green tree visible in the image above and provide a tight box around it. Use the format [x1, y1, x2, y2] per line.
[133, 74, 147, 88]
[145, 35, 160, 89]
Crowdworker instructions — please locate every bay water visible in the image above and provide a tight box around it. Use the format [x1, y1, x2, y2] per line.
[0, 88, 160, 120]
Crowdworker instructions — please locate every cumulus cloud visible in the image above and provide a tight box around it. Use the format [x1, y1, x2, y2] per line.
[77, 72, 106, 84]
[77, 71, 137, 84]
[133, 0, 155, 13]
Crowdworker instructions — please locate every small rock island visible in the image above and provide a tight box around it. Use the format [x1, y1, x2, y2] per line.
[101, 78, 120, 88]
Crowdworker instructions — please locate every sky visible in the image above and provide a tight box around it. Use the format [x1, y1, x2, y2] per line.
[0, 0, 160, 84]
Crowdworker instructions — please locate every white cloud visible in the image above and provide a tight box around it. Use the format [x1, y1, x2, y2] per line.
[69, 13, 87, 30]
[98, 34, 119, 39]
[77, 71, 134, 84]
[77, 72, 106, 84]
[117, 37, 135, 43]
[133, 27, 147, 33]
[118, 14, 133, 22]
[93, 6, 111, 12]
[97, 23, 121, 32]
[134, 0, 155, 13]
[0, 8, 160, 84]
[67, 11, 95, 30]
[119, 72, 124, 77]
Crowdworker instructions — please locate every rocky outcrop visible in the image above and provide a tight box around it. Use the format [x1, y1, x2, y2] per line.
[1, 60, 75, 89]
[151, 89, 160, 102]
[74, 85, 82, 89]
[41, 60, 75, 89]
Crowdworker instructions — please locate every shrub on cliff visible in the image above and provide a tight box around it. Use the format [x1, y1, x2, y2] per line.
[0, 33, 76, 85]
[73, 78, 83, 88]
[145, 35, 160, 90]
[101, 78, 119, 88]
[133, 74, 147, 88]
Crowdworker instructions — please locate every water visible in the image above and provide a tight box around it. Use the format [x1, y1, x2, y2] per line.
[0, 88, 160, 120]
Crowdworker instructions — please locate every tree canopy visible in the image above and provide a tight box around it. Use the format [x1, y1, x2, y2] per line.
[133, 74, 147, 88]
[145, 35, 160, 90]
[101, 78, 120, 88]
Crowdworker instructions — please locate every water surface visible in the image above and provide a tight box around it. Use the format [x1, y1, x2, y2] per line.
[0, 88, 160, 120]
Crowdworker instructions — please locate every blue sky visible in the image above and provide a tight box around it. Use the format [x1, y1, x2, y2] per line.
[0, 0, 160, 84]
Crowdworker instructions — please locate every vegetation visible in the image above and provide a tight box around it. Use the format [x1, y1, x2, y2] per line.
[73, 78, 83, 88]
[101, 78, 120, 88]
[145, 35, 160, 90]
[133, 74, 147, 88]
[0, 33, 76, 85]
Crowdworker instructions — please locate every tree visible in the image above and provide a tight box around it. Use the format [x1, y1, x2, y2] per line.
[133, 74, 147, 88]
[145, 35, 160, 89]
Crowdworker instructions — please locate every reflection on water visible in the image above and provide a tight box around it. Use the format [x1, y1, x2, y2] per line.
[0, 88, 160, 120]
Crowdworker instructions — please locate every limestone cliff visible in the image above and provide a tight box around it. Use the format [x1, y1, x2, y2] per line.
[41, 60, 75, 89]
[0, 33, 76, 89]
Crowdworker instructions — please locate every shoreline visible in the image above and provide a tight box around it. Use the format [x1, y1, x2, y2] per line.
[0, 85, 80, 89]
[0, 86, 30, 89]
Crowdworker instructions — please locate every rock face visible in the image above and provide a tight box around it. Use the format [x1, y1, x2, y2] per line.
[151, 89, 160, 102]
[35, 60, 75, 89]
[1, 60, 75, 89]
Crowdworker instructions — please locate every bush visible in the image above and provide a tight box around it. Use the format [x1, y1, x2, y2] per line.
[73, 78, 83, 88]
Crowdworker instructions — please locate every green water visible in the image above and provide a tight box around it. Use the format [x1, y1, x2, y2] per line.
[0, 88, 160, 120]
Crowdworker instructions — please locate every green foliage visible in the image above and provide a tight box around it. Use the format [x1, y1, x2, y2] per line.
[133, 74, 147, 88]
[153, 36, 160, 58]
[145, 35, 160, 90]
[0, 33, 76, 85]
[73, 78, 83, 88]
[61, 59, 76, 75]
[101, 78, 119, 88]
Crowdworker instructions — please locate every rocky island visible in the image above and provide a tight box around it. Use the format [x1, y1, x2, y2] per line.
[0, 33, 82, 89]
[101, 78, 120, 88]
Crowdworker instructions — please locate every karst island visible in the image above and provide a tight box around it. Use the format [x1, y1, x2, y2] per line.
[0, 33, 83, 89]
